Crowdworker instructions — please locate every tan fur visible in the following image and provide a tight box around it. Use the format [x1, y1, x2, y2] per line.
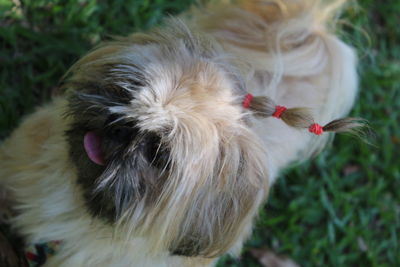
[0, 0, 358, 266]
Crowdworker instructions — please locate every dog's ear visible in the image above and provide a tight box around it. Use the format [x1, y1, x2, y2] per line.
[93, 128, 169, 219]
[168, 141, 267, 257]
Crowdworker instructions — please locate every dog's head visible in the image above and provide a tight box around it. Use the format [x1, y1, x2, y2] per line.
[64, 20, 269, 257]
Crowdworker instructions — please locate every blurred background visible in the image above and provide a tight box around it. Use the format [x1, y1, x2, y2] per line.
[0, 0, 399, 266]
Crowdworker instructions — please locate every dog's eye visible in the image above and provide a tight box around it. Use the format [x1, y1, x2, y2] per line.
[105, 115, 139, 142]
[109, 127, 135, 142]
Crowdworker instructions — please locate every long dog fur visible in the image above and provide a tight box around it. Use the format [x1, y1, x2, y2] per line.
[0, 1, 357, 266]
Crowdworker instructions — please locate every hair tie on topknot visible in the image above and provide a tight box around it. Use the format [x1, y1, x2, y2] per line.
[242, 93, 253, 108]
[272, 105, 287, 119]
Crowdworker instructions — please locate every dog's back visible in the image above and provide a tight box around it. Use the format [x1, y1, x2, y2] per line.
[190, 0, 358, 172]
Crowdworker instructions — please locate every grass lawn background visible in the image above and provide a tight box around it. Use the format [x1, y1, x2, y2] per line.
[1, 0, 399, 266]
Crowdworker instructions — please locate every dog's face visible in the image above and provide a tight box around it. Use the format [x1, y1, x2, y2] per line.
[64, 21, 269, 257]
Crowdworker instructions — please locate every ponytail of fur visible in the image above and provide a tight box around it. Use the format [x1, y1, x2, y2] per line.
[243, 94, 366, 136]
[321, 117, 367, 135]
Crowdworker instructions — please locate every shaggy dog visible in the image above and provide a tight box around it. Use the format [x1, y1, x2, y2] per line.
[0, 0, 361, 266]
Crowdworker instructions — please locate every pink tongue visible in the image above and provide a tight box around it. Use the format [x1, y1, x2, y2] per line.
[84, 132, 105, 166]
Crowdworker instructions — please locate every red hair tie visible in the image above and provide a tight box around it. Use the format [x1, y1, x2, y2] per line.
[242, 93, 253, 109]
[309, 123, 324, 135]
[272, 105, 287, 118]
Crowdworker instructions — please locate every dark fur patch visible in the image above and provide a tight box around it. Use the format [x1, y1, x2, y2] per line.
[171, 241, 201, 257]
[66, 111, 169, 221]
[0, 222, 27, 267]
[64, 70, 169, 222]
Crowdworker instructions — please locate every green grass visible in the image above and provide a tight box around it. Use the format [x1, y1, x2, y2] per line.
[1, 0, 399, 266]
